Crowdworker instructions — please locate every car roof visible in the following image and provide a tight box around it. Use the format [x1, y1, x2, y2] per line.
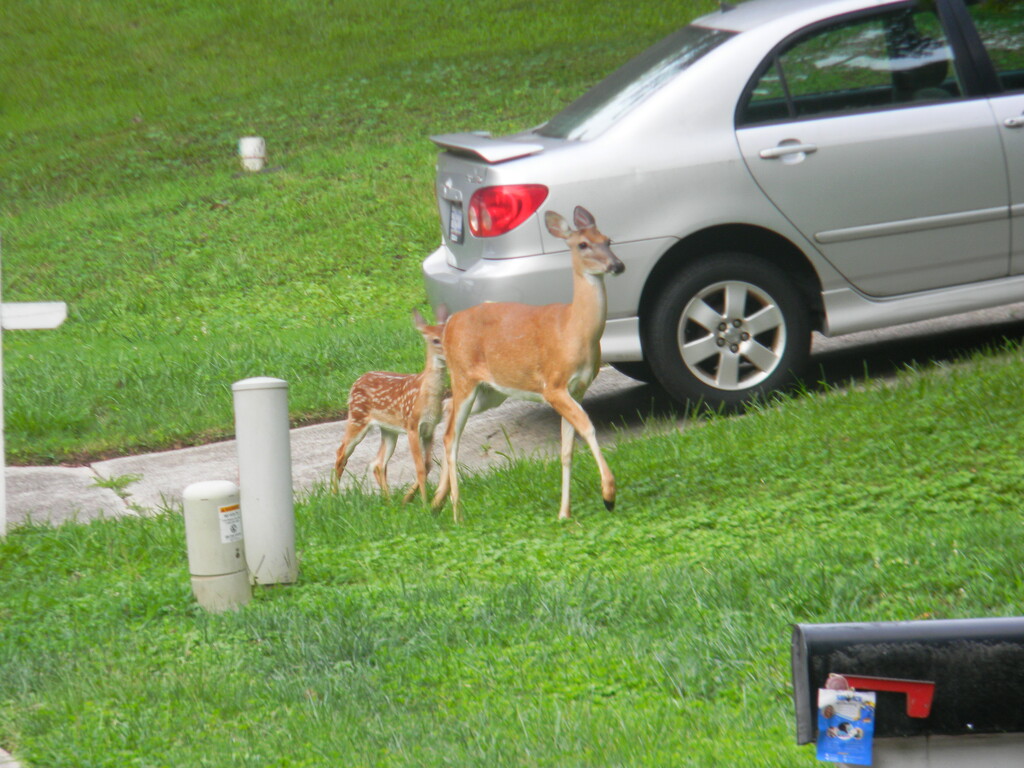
[693, 0, 909, 33]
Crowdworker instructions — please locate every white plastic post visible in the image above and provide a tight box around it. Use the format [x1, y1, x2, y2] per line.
[231, 377, 297, 584]
[0, 236, 67, 537]
[183, 480, 251, 612]
[238, 137, 266, 172]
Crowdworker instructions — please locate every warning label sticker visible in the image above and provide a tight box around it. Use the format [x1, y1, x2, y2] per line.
[218, 503, 243, 543]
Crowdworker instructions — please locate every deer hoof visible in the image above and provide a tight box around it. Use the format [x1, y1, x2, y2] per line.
[604, 498, 615, 511]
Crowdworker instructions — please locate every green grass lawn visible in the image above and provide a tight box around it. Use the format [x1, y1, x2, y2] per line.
[1, 0, 715, 464]
[3, 1, 1023, 766]
[2, 348, 1022, 766]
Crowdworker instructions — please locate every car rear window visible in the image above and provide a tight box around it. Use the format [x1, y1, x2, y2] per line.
[537, 25, 734, 141]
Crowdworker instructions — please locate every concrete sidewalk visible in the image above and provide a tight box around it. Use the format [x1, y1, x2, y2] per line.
[5, 367, 665, 528]
[7, 301, 1024, 529]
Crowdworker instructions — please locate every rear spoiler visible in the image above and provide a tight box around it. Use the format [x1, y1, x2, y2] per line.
[430, 132, 545, 164]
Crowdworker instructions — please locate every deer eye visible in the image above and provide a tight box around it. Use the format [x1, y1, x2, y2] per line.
[578, 241, 590, 250]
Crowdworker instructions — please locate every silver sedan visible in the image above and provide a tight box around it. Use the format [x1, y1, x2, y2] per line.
[423, 0, 1024, 409]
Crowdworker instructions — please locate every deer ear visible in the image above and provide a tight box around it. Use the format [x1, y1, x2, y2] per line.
[545, 211, 572, 239]
[412, 308, 426, 329]
[435, 304, 449, 324]
[573, 206, 596, 230]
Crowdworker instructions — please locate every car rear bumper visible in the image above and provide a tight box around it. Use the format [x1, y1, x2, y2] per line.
[422, 244, 643, 362]
[423, 244, 574, 311]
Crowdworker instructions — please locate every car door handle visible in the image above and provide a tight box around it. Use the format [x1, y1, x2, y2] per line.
[759, 143, 818, 159]
[1005, 116, 1024, 129]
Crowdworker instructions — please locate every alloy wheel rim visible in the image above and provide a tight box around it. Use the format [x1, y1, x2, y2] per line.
[676, 279, 787, 391]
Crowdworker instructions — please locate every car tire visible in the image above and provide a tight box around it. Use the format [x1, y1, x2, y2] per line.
[609, 360, 657, 384]
[644, 253, 811, 410]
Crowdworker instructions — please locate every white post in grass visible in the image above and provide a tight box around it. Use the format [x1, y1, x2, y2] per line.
[0, 237, 68, 536]
[232, 377, 297, 585]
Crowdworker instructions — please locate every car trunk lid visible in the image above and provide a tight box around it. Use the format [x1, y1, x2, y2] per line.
[430, 132, 545, 163]
[431, 133, 549, 269]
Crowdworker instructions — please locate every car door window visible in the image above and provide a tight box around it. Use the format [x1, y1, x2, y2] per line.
[739, 7, 962, 126]
[965, 1, 1024, 92]
[965, 1, 1024, 275]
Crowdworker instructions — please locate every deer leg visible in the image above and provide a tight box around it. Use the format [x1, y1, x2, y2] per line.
[431, 401, 452, 508]
[402, 427, 428, 504]
[332, 420, 371, 493]
[559, 416, 575, 520]
[431, 419, 450, 506]
[544, 389, 616, 514]
[450, 387, 482, 522]
[432, 384, 478, 522]
[418, 428, 436, 504]
[430, 411, 453, 510]
[373, 429, 399, 498]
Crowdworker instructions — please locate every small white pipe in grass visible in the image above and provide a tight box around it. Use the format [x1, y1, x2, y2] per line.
[183, 480, 251, 612]
[238, 136, 266, 172]
[231, 377, 297, 585]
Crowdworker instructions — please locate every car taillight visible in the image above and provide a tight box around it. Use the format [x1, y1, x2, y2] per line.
[467, 185, 549, 238]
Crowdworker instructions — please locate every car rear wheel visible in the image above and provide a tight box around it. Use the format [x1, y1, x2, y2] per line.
[644, 253, 811, 410]
[609, 360, 657, 384]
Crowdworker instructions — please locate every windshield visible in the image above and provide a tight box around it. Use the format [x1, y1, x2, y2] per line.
[537, 26, 734, 140]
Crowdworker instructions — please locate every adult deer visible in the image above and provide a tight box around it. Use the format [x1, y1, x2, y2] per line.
[431, 206, 624, 521]
[331, 307, 449, 503]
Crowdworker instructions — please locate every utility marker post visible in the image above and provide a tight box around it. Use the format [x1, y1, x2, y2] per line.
[232, 377, 297, 585]
[0, 237, 67, 536]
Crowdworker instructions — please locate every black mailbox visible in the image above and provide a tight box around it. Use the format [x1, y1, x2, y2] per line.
[791, 616, 1024, 745]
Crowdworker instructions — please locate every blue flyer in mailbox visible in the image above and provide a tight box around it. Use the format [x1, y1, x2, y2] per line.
[816, 689, 876, 765]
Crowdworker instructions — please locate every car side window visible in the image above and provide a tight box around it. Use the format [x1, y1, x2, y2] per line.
[965, 1, 1024, 93]
[739, 7, 962, 126]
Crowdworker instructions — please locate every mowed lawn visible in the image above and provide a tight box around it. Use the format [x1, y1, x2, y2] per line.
[0, 0, 715, 464]
[2, 1, 1023, 766]
[3, 349, 1024, 766]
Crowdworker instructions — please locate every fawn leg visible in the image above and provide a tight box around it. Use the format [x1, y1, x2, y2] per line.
[372, 429, 398, 498]
[332, 420, 370, 493]
[403, 427, 428, 504]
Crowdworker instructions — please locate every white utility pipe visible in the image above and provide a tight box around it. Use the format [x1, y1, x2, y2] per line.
[232, 377, 297, 585]
[183, 480, 251, 612]
[238, 136, 266, 172]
